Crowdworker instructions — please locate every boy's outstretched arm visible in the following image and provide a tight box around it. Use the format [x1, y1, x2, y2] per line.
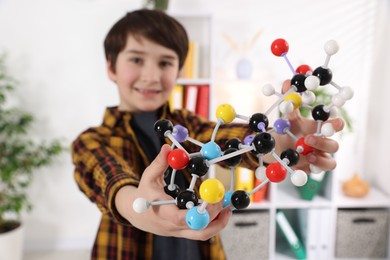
[115, 144, 232, 241]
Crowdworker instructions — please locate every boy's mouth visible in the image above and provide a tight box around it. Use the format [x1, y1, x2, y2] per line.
[134, 87, 162, 95]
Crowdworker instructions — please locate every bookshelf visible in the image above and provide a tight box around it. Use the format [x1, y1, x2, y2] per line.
[218, 165, 390, 260]
[169, 13, 215, 121]
[171, 11, 390, 260]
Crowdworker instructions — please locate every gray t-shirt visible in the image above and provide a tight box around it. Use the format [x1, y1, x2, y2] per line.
[131, 112, 202, 260]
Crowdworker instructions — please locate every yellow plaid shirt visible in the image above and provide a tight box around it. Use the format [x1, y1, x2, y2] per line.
[71, 104, 259, 260]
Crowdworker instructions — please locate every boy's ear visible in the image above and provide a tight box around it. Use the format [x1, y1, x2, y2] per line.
[106, 60, 116, 82]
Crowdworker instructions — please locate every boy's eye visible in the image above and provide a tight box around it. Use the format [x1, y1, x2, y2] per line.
[130, 57, 142, 64]
[160, 61, 172, 67]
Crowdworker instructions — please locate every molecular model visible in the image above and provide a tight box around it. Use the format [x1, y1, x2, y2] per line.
[133, 38, 354, 230]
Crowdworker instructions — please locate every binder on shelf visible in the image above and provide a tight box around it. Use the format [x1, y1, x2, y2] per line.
[297, 171, 326, 200]
[235, 167, 254, 201]
[184, 85, 199, 113]
[168, 84, 184, 112]
[298, 208, 320, 259]
[180, 40, 199, 79]
[276, 210, 307, 259]
[214, 164, 233, 191]
[195, 84, 210, 118]
[318, 208, 331, 259]
[252, 178, 268, 203]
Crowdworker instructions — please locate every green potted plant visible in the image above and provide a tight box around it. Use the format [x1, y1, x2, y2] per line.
[0, 54, 64, 259]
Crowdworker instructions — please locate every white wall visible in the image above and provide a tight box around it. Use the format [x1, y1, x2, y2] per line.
[0, 0, 145, 250]
[363, 0, 390, 194]
[0, 0, 387, 251]
[171, 0, 383, 191]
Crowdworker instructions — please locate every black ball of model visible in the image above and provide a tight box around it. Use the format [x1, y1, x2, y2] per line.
[164, 184, 181, 198]
[313, 66, 332, 85]
[290, 74, 307, 93]
[176, 190, 198, 209]
[224, 138, 242, 150]
[312, 104, 330, 121]
[154, 119, 173, 138]
[252, 132, 275, 154]
[188, 157, 209, 177]
[231, 190, 250, 210]
[281, 148, 300, 166]
[223, 148, 242, 167]
[249, 113, 269, 132]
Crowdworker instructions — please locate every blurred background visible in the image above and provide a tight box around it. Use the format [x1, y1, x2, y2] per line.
[0, 0, 388, 258]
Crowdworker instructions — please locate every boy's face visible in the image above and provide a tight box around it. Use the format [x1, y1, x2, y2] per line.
[107, 35, 179, 113]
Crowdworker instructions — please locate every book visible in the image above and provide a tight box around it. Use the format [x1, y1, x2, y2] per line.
[297, 171, 326, 200]
[252, 178, 268, 203]
[298, 209, 320, 259]
[195, 84, 210, 118]
[184, 85, 199, 112]
[318, 208, 331, 259]
[168, 84, 184, 112]
[276, 210, 306, 259]
[180, 40, 199, 79]
[214, 164, 233, 191]
[235, 167, 254, 201]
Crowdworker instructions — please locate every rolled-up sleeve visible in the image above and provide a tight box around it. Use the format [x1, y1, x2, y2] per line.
[71, 132, 139, 225]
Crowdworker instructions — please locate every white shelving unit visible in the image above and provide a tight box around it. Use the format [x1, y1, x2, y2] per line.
[171, 13, 215, 107]
[170, 12, 217, 123]
[173, 12, 390, 260]
[265, 174, 390, 260]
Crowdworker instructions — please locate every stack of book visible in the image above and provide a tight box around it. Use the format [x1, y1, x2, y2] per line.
[179, 40, 199, 79]
[235, 167, 268, 203]
[168, 84, 210, 119]
[297, 171, 326, 200]
[276, 210, 307, 259]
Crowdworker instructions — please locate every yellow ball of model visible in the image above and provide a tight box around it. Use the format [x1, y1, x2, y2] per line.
[284, 93, 302, 109]
[199, 178, 225, 204]
[216, 104, 236, 123]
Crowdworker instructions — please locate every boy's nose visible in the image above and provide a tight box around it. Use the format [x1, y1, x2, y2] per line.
[141, 63, 160, 82]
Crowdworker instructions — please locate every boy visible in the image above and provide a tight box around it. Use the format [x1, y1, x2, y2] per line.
[71, 9, 343, 260]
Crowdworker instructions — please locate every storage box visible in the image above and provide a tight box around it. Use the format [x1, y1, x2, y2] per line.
[220, 210, 269, 259]
[335, 208, 389, 258]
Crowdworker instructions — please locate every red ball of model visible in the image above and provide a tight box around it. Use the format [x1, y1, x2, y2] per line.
[295, 137, 314, 155]
[271, 38, 289, 57]
[295, 64, 313, 75]
[167, 149, 189, 170]
[266, 162, 287, 182]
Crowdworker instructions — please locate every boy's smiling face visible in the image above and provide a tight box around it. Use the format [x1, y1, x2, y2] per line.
[107, 35, 179, 113]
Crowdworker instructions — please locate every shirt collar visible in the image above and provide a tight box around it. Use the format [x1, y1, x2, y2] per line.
[102, 103, 170, 128]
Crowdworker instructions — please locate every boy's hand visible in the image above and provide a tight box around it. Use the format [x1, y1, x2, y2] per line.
[276, 80, 344, 173]
[115, 144, 232, 240]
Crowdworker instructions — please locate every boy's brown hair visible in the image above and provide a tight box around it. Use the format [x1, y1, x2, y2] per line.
[104, 9, 189, 72]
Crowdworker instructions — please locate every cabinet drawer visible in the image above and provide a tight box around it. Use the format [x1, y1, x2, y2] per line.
[335, 208, 389, 258]
[221, 210, 269, 259]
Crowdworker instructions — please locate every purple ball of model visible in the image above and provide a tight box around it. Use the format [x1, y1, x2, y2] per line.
[172, 125, 188, 143]
[273, 118, 291, 135]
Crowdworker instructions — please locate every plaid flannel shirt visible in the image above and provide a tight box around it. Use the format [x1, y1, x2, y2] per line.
[71, 104, 259, 260]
